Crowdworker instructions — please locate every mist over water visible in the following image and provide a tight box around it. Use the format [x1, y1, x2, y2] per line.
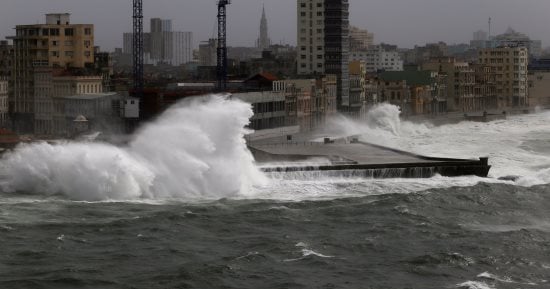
[326, 103, 550, 184]
[0, 96, 265, 201]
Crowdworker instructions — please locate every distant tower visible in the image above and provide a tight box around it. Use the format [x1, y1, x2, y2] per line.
[257, 5, 271, 50]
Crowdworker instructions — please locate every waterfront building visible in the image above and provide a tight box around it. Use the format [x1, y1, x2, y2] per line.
[297, 0, 350, 111]
[478, 47, 529, 108]
[348, 61, 366, 115]
[422, 58, 479, 112]
[8, 13, 95, 133]
[528, 59, 550, 108]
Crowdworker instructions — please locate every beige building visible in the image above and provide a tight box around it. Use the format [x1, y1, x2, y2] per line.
[349, 61, 366, 115]
[478, 47, 529, 108]
[528, 71, 550, 108]
[9, 13, 94, 133]
[349, 26, 374, 51]
[422, 58, 478, 112]
[34, 70, 103, 135]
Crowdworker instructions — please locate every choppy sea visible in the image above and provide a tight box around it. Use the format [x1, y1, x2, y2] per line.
[1, 99, 549, 289]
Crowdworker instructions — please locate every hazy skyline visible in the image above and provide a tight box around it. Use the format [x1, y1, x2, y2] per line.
[1, 0, 549, 51]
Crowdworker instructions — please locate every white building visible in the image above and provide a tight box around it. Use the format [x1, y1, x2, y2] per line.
[123, 19, 193, 66]
[171, 32, 193, 66]
[350, 45, 404, 72]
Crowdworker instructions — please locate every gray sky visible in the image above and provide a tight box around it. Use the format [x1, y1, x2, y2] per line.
[1, 0, 549, 51]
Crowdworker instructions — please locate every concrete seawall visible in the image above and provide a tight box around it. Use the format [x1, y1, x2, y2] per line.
[250, 138, 491, 179]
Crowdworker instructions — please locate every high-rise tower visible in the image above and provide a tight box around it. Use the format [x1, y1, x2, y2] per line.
[297, 0, 349, 111]
[257, 5, 271, 50]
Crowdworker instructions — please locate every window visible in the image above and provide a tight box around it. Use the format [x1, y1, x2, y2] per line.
[52, 41, 58, 46]
[84, 28, 92, 35]
[300, 3, 306, 8]
[84, 51, 91, 57]
[84, 40, 91, 47]
[65, 51, 74, 57]
[64, 41, 73, 46]
[50, 29, 60, 36]
[51, 51, 59, 57]
[301, 12, 306, 16]
[64, 28, 74, 36]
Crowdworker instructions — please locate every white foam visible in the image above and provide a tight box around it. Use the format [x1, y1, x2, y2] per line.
[327, 105, 550, 185]
[478, 271, 538, 286]
[0, 96, 266, 201]
[456, 281, 494, 289]
[283, 242, 334, 262]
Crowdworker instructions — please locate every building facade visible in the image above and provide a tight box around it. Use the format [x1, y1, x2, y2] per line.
[9, 13, 94, 133]
[422, 58, 479, 112]
[124, 19, 193, 66]
[349, 26, 373, 51]
[350, 45, 404, 72]
[478, 47, 529, 108]
[297, 0, 350, 111]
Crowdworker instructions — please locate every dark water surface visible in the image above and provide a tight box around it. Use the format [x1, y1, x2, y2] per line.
[1, 183, 549, 289]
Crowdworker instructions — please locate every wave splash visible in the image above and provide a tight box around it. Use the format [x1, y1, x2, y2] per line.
[326, 103, 550, 185]
[0, 96, 266, 201]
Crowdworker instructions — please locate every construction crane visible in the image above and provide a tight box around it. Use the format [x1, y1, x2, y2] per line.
[132, 0, 144, 99]
[217, 0, 230, 92]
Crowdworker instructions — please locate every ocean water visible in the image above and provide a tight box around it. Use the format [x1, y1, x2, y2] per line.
[1, 98, 549, 289]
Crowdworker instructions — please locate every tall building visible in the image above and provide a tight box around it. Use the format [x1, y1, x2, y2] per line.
[150, 18, 172, 63]
[478, 47, 529, 108]
[257, 5, 271, 50]
[171, 32, 193, 66]
[123, 18, 193, 66]
[8, 13, 94, 133]
[297, 0, 350, 111]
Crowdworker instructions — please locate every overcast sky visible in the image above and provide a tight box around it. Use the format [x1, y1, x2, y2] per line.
[1, 0, 549, 51]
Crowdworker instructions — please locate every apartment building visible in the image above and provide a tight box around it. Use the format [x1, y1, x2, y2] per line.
[478, 47, 529, 108]
[9, 13, 94, 133]
[350, 45, 404, 72]
[422, 58, 478, 112]
[297, 0, 350, 111]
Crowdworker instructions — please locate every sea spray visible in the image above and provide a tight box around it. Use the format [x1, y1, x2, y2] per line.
[326, 104, 550, 181]
[0, 96, 266, 201]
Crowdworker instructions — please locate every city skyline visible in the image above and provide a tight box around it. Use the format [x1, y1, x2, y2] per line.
[0, 0, 549, 51]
